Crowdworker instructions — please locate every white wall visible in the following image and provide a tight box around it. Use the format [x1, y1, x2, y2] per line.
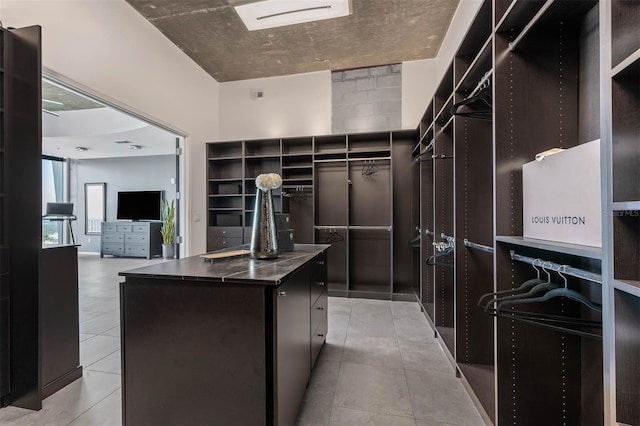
[1, 0, 220, 256]
[218, 71, 331, 140]
[401, 0, 484, 129]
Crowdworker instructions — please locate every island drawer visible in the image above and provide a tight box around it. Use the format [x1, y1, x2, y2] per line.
[208, 237, 243, 251]
[311, 293, 327, 335]
[209, 226, 243, 238]
[311, 320, 327, 368]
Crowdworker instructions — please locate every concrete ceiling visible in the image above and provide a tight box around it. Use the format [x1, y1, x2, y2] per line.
[42, 80, 105, 112]
[125, 0, 460, 82]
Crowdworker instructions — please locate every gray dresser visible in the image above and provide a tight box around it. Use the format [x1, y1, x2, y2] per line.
[100, 222, 162, 259]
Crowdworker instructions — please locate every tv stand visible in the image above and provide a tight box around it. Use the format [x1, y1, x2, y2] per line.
[100, 221, 162, 259]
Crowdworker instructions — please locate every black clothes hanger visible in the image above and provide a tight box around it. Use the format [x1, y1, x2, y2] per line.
[325, 228, 344, 244]
[451, 84, 492, 121]
[426, 246, 454, 267]
[409, 231, 421, 248]
[484, 262, 561, 312]
[478, 259, 546, 310]
[496, 265, 602, 314]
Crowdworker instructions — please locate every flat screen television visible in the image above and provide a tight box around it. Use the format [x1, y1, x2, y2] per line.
[117, 191, 162, 221]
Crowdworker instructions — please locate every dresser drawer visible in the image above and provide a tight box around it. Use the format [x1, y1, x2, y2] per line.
[102, 243, 124, 256]
[133, 224, 150, 233]
[102, 233, 124, 243]
[102, 223, 117, 233]
[117, 225, 133, 233]
[208, 237, 243, 251]
[209, 226, 243, 238]
[125, 245, 148, 257]
[126, 234, 148, 244]
[311, 293, 327, 338]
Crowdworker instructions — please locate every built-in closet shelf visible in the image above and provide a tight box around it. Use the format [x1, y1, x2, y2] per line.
[245, 155, 281, 160]
[614, 279, 640, 298]
[611, 48, 640, 78]
[281, 165, 312, 170]
[435, 94, 454, 124]
[209, 194, 243, 198]
[495, 0, 547, 33]
[206, 156, 242, 161]
[455, 37, 492, 94]
[208, 178, 243, 182]
[282, 153, 312, 157]
[612, 201, 640, 211]
[495, 236, 602, 259]
[208, 208, 243, 211]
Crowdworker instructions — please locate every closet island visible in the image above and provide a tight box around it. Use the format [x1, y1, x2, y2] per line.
[118, 244, 328, 426]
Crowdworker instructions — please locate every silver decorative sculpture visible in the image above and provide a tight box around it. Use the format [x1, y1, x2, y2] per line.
[250, 173, 282, 259]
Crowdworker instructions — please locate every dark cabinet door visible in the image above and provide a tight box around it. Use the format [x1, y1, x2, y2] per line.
[274, 265, 311, 426]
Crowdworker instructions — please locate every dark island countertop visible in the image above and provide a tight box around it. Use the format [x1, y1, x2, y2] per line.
[118, 244, 330, 286]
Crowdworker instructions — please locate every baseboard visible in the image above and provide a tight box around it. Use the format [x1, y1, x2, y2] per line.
[42, 366, 83, 399]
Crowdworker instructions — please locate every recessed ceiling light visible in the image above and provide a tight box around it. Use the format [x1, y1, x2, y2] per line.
[114, 140, 131, 144]
[75, 146, 88, 152]
[129, 145, 142, 150]
[235, 0, 350, 31]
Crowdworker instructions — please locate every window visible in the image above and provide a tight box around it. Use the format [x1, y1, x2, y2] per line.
[85, 183, 105, 234]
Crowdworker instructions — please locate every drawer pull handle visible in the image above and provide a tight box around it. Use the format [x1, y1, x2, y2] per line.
[316, 261, 325, 265]
[314, 282, 325, 286]
[317, 334, 325, 337]
[277, 291, 287, 297]
[316, 307, 324, 311]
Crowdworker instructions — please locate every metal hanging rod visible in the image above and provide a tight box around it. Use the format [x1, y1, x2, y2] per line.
[464, 239, 494, 254]
[508, 0, 554, 52]
[467, 70, 493, 98]
[432, 155, 454, 160]
[510, 251, 602, 284]
[314, 225, 348, 230]
[425, 229, 434, 236]
[439, 115, 454, 132]
[348, 156, 391, 162]
[441, 233, 454, 243]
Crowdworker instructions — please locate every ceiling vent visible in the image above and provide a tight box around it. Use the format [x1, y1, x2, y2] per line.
[234, 0, 350, 31]
[114, 140, 131, 144]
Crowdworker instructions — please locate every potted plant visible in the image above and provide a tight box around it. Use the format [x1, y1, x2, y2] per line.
[160, 199, 176, 259]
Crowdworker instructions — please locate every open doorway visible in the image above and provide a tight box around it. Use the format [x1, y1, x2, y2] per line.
[42, 76, 186, 258]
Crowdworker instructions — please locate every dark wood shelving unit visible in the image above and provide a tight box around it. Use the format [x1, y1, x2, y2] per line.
[207, 131, 416, 299]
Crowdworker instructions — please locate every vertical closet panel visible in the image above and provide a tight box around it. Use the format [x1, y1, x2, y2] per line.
[393, 138, 416, 296]
[5, 25, 42, 409]
[433, 124, 454, 354]
[421, 158, 435, 320]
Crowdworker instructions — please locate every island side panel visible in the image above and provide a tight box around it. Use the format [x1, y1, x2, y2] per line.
[121, 278, 267, 426]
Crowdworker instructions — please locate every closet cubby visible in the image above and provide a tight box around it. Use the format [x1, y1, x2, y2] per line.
[208, 159, 243, 180]
[347, 132, 390, 154]
[454, 0, 492, 86]
[611, 0, 640, 69]
[612, 212, 640, 289]
[611, 58, 640, 203]
[245, 157, 280, 178]
[495, 244, 603, 425]
[495, 0, 547, 33]
[208, 211, 242, 227]
[282, 137, 312, 154]
[315, 161, 348, 227]
[434, 64, 454, 118]
[209, 180, 242, 195]
[348, 161, 391, 227]
[208, 196, 242, 210]
[244, 139, 280, 157]
[349, 229, 391, 295]
[314, 135, 346, 153]
[207, 141, 242, 159]
[614, 289, 640, 425]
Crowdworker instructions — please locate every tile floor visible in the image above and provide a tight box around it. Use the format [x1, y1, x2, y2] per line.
[0, 254, 483, 426]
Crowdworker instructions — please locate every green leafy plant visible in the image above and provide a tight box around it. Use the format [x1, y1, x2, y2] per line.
[160, 199, 175, 245]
